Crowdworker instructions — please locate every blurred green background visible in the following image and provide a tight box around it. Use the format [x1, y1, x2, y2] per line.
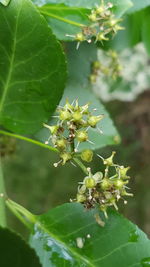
[1, 90, 150, 239]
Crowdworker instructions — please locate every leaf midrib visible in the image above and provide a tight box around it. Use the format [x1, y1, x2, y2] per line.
[0, 2, 22, 114]
[35, 221, 95, 267]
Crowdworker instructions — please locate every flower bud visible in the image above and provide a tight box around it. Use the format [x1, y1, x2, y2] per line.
[89, 12, 97, 22]
[103, 151, 116, 166]
[93, 172, 103, 182]
[76, 131, 88, 142]
[72, 111, 82, 122]
[60, 152, 72, 165]
[80, 103, 89, 115]
[81, 149, 93, 162]
[59, 110, 71, 121]
[75, 33, 85, 42]
[43, 124, 59, 135]
[85, 177, 96, 189]
[96, 33, 108, 41]
[108, 18, 118, 27]
[104, 191, 113, 200]
[121, 189, 133, 197]
[113, 179, 126, 189]
[76, 193, 86, 203]
[119, 166, 130, 179]
[95, 6, 105, 15]
[64, 99, 73, 111]
[56, 139, 67, 150]
[93, 61, 101, 70]
[88, 115, 104, 127]
[101, 178, 112, 190]
[78, 185, 86, 194]
[89, 74, 97, 84]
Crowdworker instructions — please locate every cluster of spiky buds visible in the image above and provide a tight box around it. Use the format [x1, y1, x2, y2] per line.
[67, 1, 123, 48]
[44, 99, 104, 166]
[90, 50, 122, 83]
[74, 152, 133, 218]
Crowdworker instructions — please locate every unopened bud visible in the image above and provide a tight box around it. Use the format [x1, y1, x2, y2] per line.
[76, 131, 88, 142]
[89, 13, 97, 22]
[88, 115, 104, 127]
[85, 177, 96, 189]
[76, 193, 86, 203]
[56, 139, 67, 150]
[103, 151, 116, 166]
[60, 152, 72, 165]
[59, 110, 71, 121]
[119, 166, 130, 179]
[113, 179, 125, 189]
[93, 172, 103, 182]
[81, 149, 93, 162]
[75, 33, 85, 42]
[95, 6, 105, 15]
[43, 124, 59, 135]
[97, 33, 108, 41]
[72, 111, 82, 122]
[101, 178, 112, 190]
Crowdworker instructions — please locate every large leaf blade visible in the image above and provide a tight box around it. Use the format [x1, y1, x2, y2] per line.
[29, 203, 150, 267]
[0, 227, 41, 267]
[0, 0, 66, 134]
[128, 0, 150, 14]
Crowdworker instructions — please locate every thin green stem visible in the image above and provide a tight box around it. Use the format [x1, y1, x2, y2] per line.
[6, 198, 36, 230]
[73, 157, 88, 175]
[0, 129, 58, 153]
[0, 157, 6, 227]
[40, 9, 85, 28]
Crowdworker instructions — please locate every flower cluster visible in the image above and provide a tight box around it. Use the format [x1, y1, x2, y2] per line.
[74, 151, 133, 218]
[67, 1, 123, 48]
[44, 100, 104, 166]
[90, 50, 122, 83]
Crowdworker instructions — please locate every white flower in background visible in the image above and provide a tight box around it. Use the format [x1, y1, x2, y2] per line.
[93, 44, 150, 102]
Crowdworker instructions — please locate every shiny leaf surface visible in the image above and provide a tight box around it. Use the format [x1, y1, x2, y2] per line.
[142, 8, 150, 55]
[128, 0, 150, 13]
[0, 0, 11, 6]
[29, 203, 150, 267]
[0, 0, 66, 134]
[0, 227, 41, 267]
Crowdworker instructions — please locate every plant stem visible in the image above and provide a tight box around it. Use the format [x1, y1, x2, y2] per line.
[0, 129, 58, 153]
[40, 9, 85, 28]
[73, 157, 88, 175]
[6, 198, 36, 230]
[0, 157, 6, 227]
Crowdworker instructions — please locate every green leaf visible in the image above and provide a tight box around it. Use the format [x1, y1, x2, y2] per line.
[128, 0, 150, 14]
[29, 203, 150, 266]
[142, 8, 150, 55]
[0, 0, 66, 134]
[36, 43, 120, 151]
[33, 0, 132, 40]
[0, 227, 42, 267]
[38, 4, 90, 41]
[33, 0, 132, 10]
[0, 159, 6, 227]
[108, 11, 143, 51]
[0, 0, 11, 6]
